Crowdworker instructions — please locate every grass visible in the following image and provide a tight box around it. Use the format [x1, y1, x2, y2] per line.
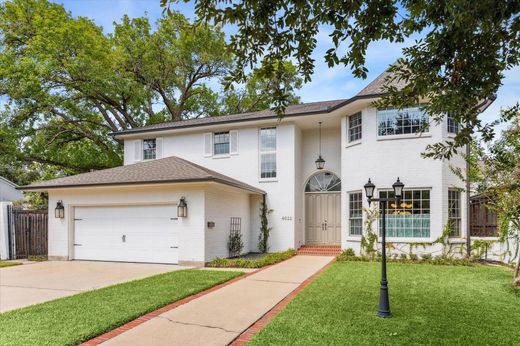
[207, 249, 296, 268]
[250, 261, 520, 345]
[0, 261, 21, 268]
[0, 269, 242, 346]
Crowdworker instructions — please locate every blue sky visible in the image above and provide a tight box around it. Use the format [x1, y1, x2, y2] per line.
[54, 0, 518, 132]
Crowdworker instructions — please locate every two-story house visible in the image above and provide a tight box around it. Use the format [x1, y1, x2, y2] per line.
[20, 71, 493, 265]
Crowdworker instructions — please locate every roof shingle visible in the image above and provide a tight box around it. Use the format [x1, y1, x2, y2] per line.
[19, 156, 265, 194]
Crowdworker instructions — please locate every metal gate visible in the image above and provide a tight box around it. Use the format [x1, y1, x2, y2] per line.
[7, 205, 48, 259]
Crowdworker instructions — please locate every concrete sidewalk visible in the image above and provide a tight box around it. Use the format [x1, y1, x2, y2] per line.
[103, 255, 333, 346]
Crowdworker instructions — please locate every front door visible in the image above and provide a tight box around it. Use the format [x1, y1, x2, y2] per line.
[305, 193, 341, 245]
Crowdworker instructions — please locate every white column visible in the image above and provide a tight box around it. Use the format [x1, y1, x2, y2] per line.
[0, 202, 12, 260]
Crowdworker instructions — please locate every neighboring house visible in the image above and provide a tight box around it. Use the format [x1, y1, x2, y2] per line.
[1, 177, 23, 259]
[19, 71, 494, 266]
[0, 176, 23, 202]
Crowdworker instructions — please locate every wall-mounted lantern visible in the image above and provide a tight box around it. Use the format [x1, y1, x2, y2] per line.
[177, 197, 188, 218]
[55, 200, 65, 219]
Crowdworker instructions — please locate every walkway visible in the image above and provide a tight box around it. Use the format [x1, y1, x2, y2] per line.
[101, 255, 334, 346]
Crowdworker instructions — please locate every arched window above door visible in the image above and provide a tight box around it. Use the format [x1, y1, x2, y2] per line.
[305, 172, 341, 192]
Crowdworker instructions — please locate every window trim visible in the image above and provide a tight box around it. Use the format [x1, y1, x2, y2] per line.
[213, 131, 231, 156]
[348, 191, 363, 236]
[347, 112, 362, 143]
[378, 188, 431, 239]
[448, 189, 462, 237]
[142, 138, 157, 161]
[376, 105, 430, 139]
[447, 113, 459, 135]
[259, 127, 277, 181]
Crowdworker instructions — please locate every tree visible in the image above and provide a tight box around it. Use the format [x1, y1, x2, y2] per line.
[221, 62, 301, 115]
[481, 114, 520, 286]
[0, 0, 302, 184]
[164, 0, 520, 158]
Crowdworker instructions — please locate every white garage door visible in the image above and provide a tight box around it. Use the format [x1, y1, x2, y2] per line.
[73, 205, 178, 264]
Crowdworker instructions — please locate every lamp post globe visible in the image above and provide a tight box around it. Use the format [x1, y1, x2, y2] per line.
[364, 179, 375, 200]
[392, 177, 404, 199]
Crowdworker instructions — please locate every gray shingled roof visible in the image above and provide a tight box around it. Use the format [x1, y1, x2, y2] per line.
[114, 99, 348, 136]
[113, 70, 405, 137]
[19, 156, 265, 194]
[355, 70, 408, 97]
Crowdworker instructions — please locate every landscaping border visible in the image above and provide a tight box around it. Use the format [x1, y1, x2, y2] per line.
[229, 258, 336, 346]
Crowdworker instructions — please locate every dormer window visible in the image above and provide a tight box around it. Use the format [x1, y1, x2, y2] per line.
[143, 139, 157, 160]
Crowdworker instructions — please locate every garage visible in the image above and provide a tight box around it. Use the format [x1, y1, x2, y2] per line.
[73, 204, 179, 264]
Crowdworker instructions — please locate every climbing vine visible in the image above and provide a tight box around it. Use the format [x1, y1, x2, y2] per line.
[258, 197, 273, 253]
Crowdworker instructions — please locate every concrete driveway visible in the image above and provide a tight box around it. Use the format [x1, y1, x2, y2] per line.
[0, 261, 186, 313]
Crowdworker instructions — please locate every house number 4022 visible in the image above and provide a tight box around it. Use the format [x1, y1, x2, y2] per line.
[281, 216, 293, 221]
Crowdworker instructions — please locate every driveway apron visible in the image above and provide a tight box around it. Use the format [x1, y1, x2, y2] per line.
[0, 261, 183, 312]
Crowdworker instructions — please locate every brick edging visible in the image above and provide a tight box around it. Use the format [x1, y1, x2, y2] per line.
[81, 262, 280, 345]
[229, 258, 336, 346]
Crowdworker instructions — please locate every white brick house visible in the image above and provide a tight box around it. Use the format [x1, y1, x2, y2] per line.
[20, 71, 493, 265]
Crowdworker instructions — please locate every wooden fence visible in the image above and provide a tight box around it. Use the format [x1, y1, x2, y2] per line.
[469, 194, 498, 237]
[7, 205, 48, 259]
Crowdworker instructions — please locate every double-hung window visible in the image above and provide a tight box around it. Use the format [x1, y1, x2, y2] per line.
[349, 192, 363, 235]
[143, 139, 157, 160]
[379, 189, 431, 238]
[213, 132, 230, 155]
[348, 113, 362, 142]
[448, 189, 461, 237]
[447, 113, 459, 134]
[377, 106, 429, 136]
[259, 127, 276, 179]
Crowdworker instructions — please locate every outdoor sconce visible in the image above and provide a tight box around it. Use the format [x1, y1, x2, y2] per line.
[177, 197, 188, 218]
[55, 200, 65, 219]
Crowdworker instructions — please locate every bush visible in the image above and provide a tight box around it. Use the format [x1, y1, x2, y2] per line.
[207, 249, 296, 268]
[421, 253, 432, 261]
[400, 253, 408, 260]
[336, 253, 479, 267]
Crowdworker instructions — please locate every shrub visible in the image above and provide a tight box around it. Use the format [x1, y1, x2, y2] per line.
[421, 253, 432, 261]
[336, 253, 479, 267]
[207, 249, 296, 268]
[400, 253, 408, 260]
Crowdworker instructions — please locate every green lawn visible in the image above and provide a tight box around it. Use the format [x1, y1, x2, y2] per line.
[0, 261, 21, 268]
[250, 262, 520, 345]
[0, 269, 242, 346]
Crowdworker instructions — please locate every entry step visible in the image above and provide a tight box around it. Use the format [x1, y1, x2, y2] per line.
[297, 245, 341, 256]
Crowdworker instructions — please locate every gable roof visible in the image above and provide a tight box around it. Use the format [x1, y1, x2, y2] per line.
[0, 176, 18, 188]
[355, 70, 408, 97]
[18, 156, 265, 194]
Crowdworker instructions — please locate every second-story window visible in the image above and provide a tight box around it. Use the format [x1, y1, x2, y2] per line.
[143, 139, 156, 160]
[447, 113, 459, 134]
[213, 132, 230, 155]
[348, 112, 362, 142]
[377, 106, 429, 136]
[260, 127, 276, 179]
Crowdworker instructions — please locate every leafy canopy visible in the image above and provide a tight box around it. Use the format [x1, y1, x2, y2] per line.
[164, 0, 520, 158]
[0, 0, 302, 186]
